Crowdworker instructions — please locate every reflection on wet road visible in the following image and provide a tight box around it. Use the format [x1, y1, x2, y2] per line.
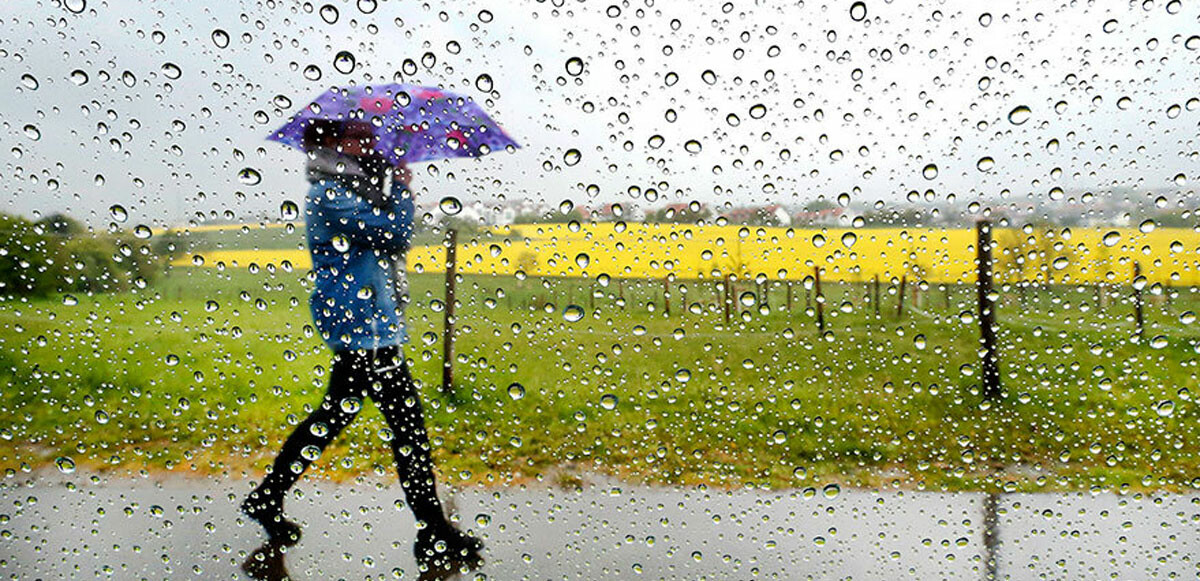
[2, 474, 1196, 579]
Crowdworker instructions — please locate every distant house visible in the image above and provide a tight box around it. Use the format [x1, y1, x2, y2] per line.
[791, 208, 844, 226]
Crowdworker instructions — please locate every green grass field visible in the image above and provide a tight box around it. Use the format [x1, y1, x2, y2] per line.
[3, 254, 1199, 494]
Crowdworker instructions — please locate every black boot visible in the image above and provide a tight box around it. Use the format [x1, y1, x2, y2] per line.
[241, 489, 302, 547]
[413, 521, 484, 578]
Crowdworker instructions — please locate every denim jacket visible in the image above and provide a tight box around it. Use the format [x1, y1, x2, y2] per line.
[304, 176, 415, 352]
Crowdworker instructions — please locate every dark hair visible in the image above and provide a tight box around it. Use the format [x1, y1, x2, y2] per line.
[301, 119, 344, 150]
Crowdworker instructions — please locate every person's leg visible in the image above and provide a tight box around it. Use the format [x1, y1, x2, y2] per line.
[368, 346, 447, 527]
[370, 347, 484, 570]
[245, 349, 369, 516]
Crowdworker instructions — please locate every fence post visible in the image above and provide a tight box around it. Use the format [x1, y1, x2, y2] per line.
[976, 220, 1004, 581]
[441, 228, 458, 396]
[897, 275, 907, 318]
[814, 266, 825, 333]
[663, 276, 670, 316]
[723, 274, 732, 326]
[1133, 262, 1144, 339]
[786, 280, 793, 311]
[874, 274, 881, 317]
[976, 220, 1001, 400]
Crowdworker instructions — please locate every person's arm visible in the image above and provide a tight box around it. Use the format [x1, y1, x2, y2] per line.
[313, 183, 414, 253]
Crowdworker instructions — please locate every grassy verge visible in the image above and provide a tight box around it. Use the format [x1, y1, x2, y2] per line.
[1, 265, 1198, 493]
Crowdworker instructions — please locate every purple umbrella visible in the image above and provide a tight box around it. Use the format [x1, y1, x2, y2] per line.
[266, 83, 519, 165]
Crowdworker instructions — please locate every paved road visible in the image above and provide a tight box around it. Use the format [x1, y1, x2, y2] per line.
[1, 474, 1196, 579]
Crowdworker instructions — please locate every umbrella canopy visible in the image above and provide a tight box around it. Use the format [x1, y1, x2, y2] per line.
[267, 83, 519, 166]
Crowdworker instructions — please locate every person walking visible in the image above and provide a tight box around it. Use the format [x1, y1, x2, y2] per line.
[241, 119, 483, 574]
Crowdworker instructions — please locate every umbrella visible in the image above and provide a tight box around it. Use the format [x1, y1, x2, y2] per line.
[266, 83, 520, 165]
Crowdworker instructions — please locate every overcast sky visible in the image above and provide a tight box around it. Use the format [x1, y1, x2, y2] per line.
[1, 0, 1197, 228]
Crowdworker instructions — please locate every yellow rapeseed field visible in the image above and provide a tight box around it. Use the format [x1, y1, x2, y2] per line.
[173, 223, 1200, 287]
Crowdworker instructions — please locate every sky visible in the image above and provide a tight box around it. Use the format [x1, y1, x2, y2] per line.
[0, 0, 1197, 228]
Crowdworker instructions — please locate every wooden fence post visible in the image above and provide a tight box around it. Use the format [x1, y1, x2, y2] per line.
[897, 275, 907, 318]
[814, 266, 825, 332]
[873, 274, 881, 317]
[976, 220, 1001, 401]
[1133, 262, 1144, 339]
[723, 274, 732, 326]
[663, 276, 670, 316]
[441, 228, 458, 396]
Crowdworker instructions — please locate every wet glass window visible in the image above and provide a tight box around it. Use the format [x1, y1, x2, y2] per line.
[2, 1, 1199, 578]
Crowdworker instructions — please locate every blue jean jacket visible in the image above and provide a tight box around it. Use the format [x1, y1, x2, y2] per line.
[304, 178, 415, 352]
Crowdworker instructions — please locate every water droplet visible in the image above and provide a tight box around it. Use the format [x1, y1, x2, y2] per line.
[64, 0, 85, 14]
[1008, 105, 1031, 125]
[1116, 96, 1132, 110]
[301, 445, 322, 461]
[1102, 18, 1118, 33]
[1139, 219, 1156, 234]
[238, 167, 262, 186]
[600, 394, 618, 410]
[478, 9, 493, 22]
[109, 204, 128, 222]
[55, 457, 76, 473]
[748, 104, 767, 119]
[683, 140, 702, 154]
[340, 397, 362, 413]
[738, 291, 757, 307]
[563, 305, 585, 323]
[648, 135, 665, 148]
[849, 1, 867, 21]
[211, 29, 230, 48]
[1156, 400, 1175, 416]
[822, 483, 840, 499]
[475, 73, 493, 92]
[303, 64, 322, 81]
[563, 149, 582, 166]
[319, 4, 339, 23]
[69, 69, 89, 85]
[1149, 336, 1169, 350]
[772, 430, 787, 444]
[841, 232, 857, 248]
[280, 200, 300, 220]
[1052, 257, 1069, 270]
[507, 383, 526, 400]
[977, 157, 994, 172]
[133, 225, 152, 239]
[1186, 36, 1200, 50]
[333, 51, 356, 74]
[811, 233, 826, 248]
[674, 368, 691, 383]
[574, 253, 590, 269]
[1103, 231, 1121, 247]
[475, 514, 491, 527]
[922, 164, 938, 180]
[62, 295, 78, 306]
[914, 334, 926, 350]
[22, 125, 40, 140]
[439, 196, 462, 215]
[160, 63, 181, 80]
[565, 57, 584, 76]
[20, 74, 38, 90]
[94, 410, 109, 424]
[701, 70, 717, 85]
[1181, 311, 1196, 324]
[332, 234, 351, 252]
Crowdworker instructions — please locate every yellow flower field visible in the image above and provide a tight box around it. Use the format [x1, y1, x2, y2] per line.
[172, 223, 1200, 287]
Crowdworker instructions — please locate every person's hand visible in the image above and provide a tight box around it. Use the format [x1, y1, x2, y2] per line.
[392, 163, 412, 188]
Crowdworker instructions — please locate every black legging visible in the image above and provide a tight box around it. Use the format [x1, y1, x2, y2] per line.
[255, 346, 446, 526]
